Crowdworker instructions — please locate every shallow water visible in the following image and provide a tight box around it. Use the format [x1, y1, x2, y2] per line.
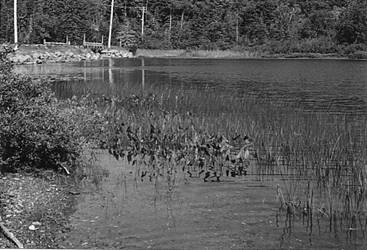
[61, 153, 363, 249]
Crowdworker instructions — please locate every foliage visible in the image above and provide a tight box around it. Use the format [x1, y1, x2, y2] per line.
[1, 0, 366, 53]
[0, 49, 82, 173]
[265, 36, 338, 54]
[335, 0, 367, 44]
[116, 21, 140, 53]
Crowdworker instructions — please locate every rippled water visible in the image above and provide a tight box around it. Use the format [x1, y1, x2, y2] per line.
[16, 58, 367, 114]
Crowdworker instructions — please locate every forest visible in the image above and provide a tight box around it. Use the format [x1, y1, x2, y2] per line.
[0, 0, 367, 53]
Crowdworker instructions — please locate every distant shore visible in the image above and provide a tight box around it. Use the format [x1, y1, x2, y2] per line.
[136, 49, 367, 60]
[5, 45, 367, 65]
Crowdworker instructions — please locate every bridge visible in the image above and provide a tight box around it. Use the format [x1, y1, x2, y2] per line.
[83, 34, 104, 50]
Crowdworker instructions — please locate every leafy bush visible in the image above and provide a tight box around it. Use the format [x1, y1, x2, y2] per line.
[348, 50, 367, 60]
[0, 48, 82, 173]
[336, 1, 367, 45]
[341, 43, 367, 55]
[265, 37, 338, 54]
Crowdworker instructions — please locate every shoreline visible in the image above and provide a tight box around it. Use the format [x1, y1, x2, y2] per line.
[7, 44, 134, 65]
[136, 49, 367, 60]
[5, 45, 367, 65]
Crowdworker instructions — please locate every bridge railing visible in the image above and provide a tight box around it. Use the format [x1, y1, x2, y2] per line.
[43, 36, 70, 46]
[83, 34, 104, 49]
[42, 35, 105, 49]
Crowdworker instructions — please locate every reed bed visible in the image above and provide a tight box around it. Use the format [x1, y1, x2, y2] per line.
[143, 89, 366, 239]
[72, 80, 367, 244]
[166, 90, 367, 241]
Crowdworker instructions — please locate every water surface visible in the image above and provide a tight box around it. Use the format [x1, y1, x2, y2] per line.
[16, 58, 367, 114]
[16, 58, 367, 249]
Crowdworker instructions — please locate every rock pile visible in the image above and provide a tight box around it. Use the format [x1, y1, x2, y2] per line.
[7, 46, 134, 65]
[8, 50, 101, 64]
[100, 49, 134, 58]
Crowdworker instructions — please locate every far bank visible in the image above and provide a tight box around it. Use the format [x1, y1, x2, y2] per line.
[4, 45, 367, 65]
[136, 49, 367, 60]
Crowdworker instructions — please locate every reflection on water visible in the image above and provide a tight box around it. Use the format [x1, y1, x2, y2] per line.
[141, 57, 145, 94]
[15, 58, 367, 114]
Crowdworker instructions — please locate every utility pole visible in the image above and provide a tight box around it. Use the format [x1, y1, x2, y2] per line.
[169, 10, 172, 43]
[141, 6, 146, 38]
[108, 0, 115, 49]
[236, 13, 239, 44]
[14, 0, 18, 50]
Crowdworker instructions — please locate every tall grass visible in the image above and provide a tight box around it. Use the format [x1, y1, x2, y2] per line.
[76, 80, 367, 243]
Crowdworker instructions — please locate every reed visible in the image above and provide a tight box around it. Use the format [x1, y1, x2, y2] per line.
[77, 84, 366, 243]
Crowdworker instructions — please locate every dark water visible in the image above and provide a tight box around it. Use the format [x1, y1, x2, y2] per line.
[16, 58, 367, 114]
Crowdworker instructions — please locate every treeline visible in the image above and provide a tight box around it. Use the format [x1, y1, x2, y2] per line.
[0, 0, 366, 53]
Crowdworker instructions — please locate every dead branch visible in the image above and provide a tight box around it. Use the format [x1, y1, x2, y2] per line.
[61, 165, 70, 175]
[0, 216, 24, 248]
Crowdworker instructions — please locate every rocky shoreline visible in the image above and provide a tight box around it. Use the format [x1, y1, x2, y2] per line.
[7, 45, 134, 65]
[6, 46, 367, 64]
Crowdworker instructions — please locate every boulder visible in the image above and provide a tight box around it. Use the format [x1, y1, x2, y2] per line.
[14, 54, 32, 64]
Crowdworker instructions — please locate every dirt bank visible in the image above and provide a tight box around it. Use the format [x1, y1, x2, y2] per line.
[0, 172, 78, 248]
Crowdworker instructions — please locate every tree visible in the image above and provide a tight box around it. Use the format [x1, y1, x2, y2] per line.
[116, 20, 140, 51]
[336, 0, 367, 44]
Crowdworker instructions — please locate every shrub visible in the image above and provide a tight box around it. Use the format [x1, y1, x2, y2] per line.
[342, 43, 367, 55]
[348, 50, 367, 59]
[0, 47, 82, 174]
[265, 37, 338, 54]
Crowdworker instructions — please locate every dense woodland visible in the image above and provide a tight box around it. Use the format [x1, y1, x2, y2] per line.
[0, 0, 366, 53]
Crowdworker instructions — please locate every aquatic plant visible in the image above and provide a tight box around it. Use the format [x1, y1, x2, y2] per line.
[65, 83, 367, 244]
[95, 94, 254, 186]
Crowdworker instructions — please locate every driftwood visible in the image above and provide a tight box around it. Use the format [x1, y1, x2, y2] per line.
[61, 165, 70, 175]
[0, 216, 24, 248]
